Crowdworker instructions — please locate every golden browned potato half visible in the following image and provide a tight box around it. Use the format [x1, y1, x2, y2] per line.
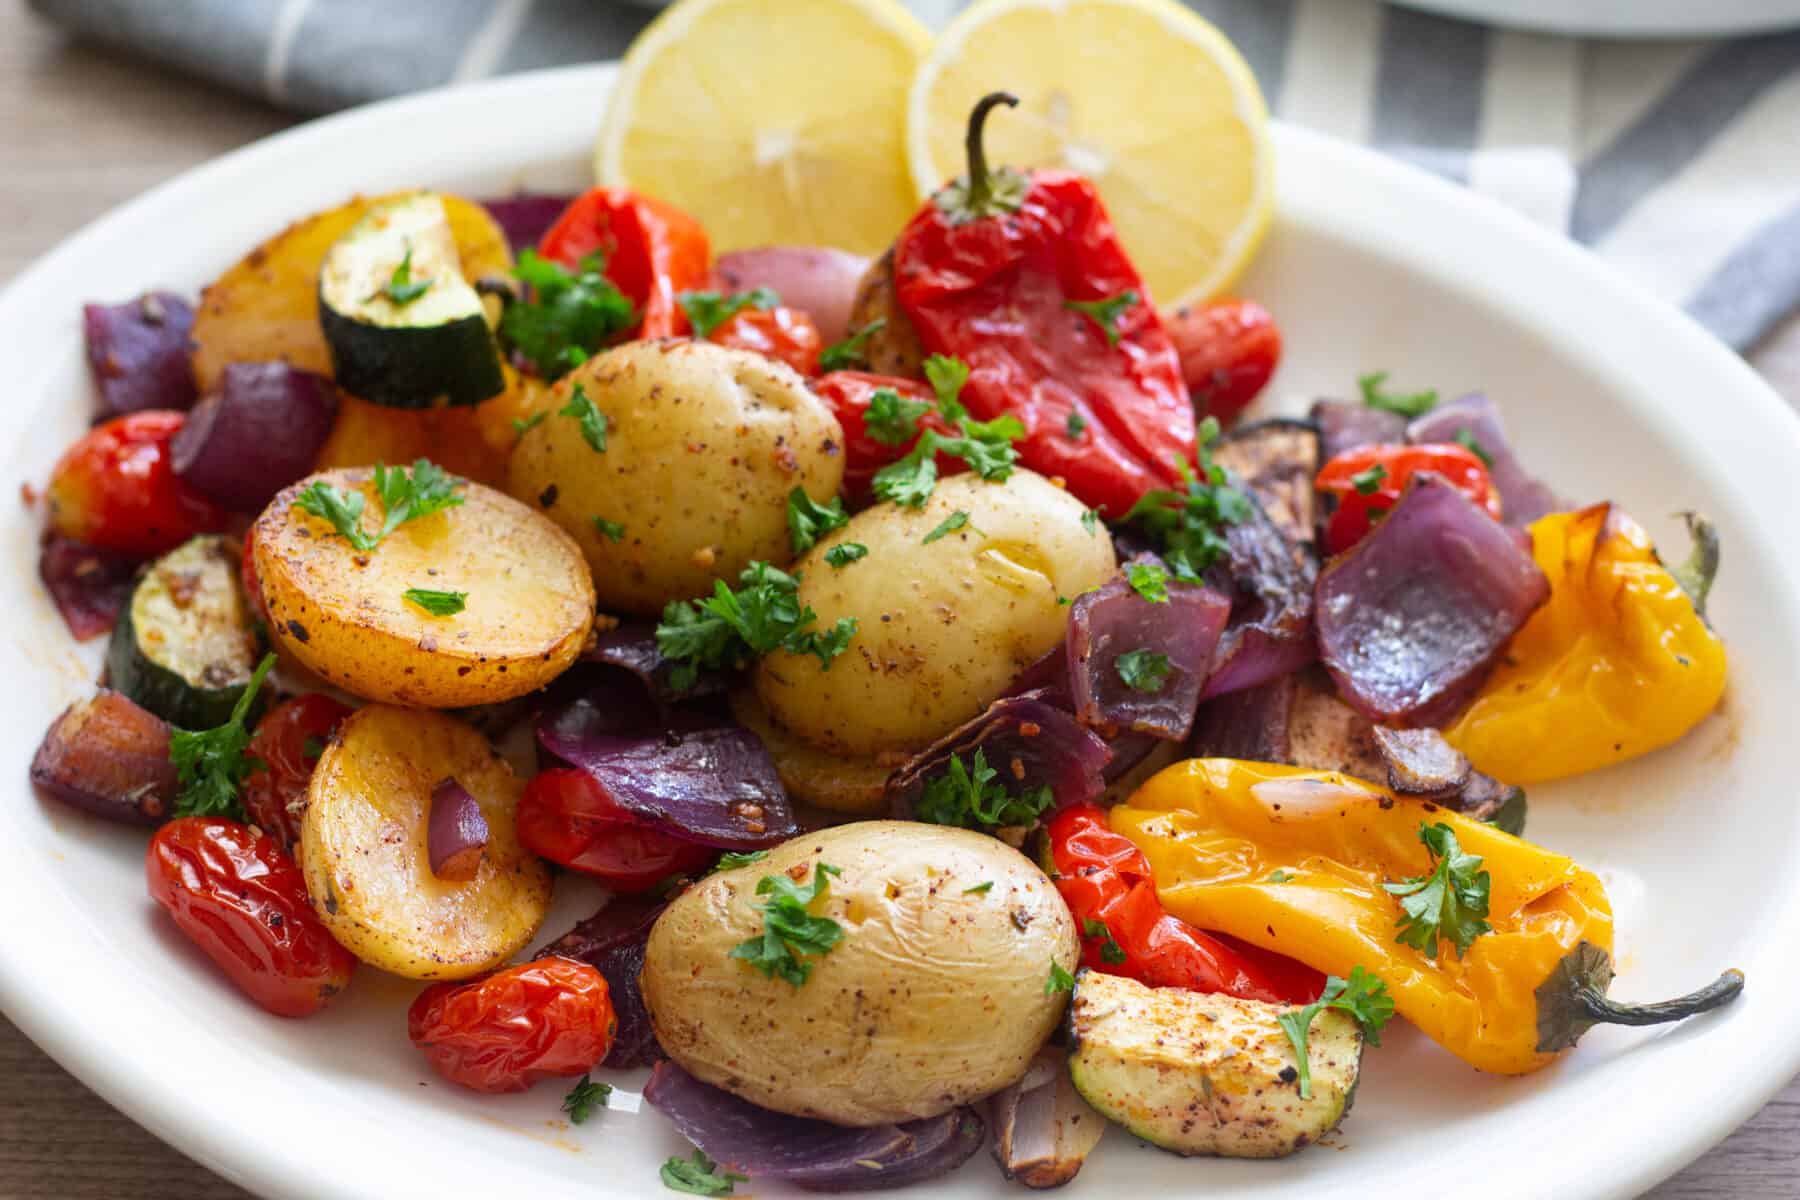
[642, 821, 1078, 1126]
[251, 468, 595, 707]
[754, 470, 1116, 757]
[728, 689, 891, 815]
[845, 249, 926, 379]
[302, 705, 551, 980]
[507, 340, 846, 616]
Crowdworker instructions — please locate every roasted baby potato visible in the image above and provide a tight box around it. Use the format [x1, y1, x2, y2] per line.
[642, 821, 1078, 1126]
[754, 470, 1116, 756]
[844, 249, 925, 379]
[301, 705, 550, 980]
[727, 689, 891, 815]
[507, 339, 845, 615]
[251, 468, 594, 707]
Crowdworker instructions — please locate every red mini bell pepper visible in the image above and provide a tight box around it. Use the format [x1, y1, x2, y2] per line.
[1315, 443, 1502, 555]
[890, 93, 1196, 518]
[1046, 803, 1321, 1005]
[539, 188, 711, 339]
[811, 371, 964, 503]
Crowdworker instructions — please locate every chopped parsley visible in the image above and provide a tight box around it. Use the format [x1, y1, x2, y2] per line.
[511, 411, 547, 440]
[824, 542, 867, 568]
[922, 510, 970, 544]
[713, 849, 769, 872]
[1045, 962, 1076, 995]
[1266, 869, 1297, 883]
[818, 317, 886, 372]
[963, 881, 995, 895]
[728, 863, 844, 987]
[1351, 463, 1388, 495]
[561, 1075, 611, 1124]
[916, 749, 1054, 831]
[169, 653, 277, 821]
[592, 516, 626, 543]
[559, 383, 608, 452]
[1384, 822, 1493, 959]
[1454, 428, 1495, 466]
[1125, 560, 1170, 603]
[1066, 410, 1087, 439]
[1277, 966, 1395, 1099]
[302, 735, 327, 761]
[292, 458, 464, 553]
[868, 359, 1023, 508]
[923, 354, 971, 419]
[654, 561, 857, 690]
[1121, 417, 1252, 579]
[402, 587, 466, 616]
[786, 488, 849, 554]
[1081, 508, 1100, 536]
[1115, 648, 1172, 694]
[1082, 918, 1128, 965]
[1063, 289, 1138, 347]
[863, 387, 933, 447]
[1357, 370, 1438, 419]
[500, 250, 636, 381]
[374, 243, 431, 305]
[677, 287, 779, 339]
[660, 1150, 745, 1196]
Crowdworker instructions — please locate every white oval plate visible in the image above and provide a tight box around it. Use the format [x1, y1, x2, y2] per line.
[1390, 0, 1800, 36]
[3, 63, 1800, 1200]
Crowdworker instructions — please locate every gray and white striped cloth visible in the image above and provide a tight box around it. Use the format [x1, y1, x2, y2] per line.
[28, 0, 1800, 351]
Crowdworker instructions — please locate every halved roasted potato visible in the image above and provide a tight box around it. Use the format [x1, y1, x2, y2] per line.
[727, 689, 891, 816]
[250, 467, 595, 707]
[301, 705, 550, 980]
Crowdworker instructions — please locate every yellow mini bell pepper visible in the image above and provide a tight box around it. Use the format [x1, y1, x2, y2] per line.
[1112, 758, 1742, 1075]
[1442, 504, 1726, 784]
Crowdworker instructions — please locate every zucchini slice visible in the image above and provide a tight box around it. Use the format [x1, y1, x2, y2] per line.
[106, 535, 265, 729]
[318, 192, 504, 409]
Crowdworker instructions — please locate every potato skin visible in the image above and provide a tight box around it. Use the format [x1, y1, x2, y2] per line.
[302, 705, 551, 980]
[251, 468, 595, 707]
[727, 689, 890, 816]
[755, 470, 1116, 756]
[506, 340, 845, 616]
[845, 249, 925, 380]
[642, 821, 1078, 1126]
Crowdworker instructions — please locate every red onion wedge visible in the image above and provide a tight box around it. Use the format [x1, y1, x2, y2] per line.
[1311, 398, 1405, 461]
[1188, 673, 1297, 762]
[1371, 724, 1527, 832]
[83, 292, 197, 418]
[583, 622, 730, 713]
[427, 778, 489, 882]
[1316, 473, 1550, 727]
[1200, 492, 1318, 700]
[537, 897, 666, 1069]
[171, 362, 338, 513]
[1067, 571, 1230, 741]
[714, 247, 869, 344]
[643, 1061, 985, 1192]
[887, 690, 1111, 821]
[989, 1048, 1105, 1189]
[31, 690, 176, 825]
[478, 192, 577, 253]
[39, 535, 141, 641]
[1406, 393, 1565, 526]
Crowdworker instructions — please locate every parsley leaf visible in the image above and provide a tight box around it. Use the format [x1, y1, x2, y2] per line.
[963, 881, 994, 895]
[302, 735, 327, 761]
[1454, 428, 1494, 466]
[511, 411, 547, 440]
[1266, 869, 1297, 883]
[293, 459, 464, 553]
[818, 317, 886, 371]
[824, 542, 867, 568]
[592, 516, 626, 543]
[869, 445, 940, 508]
[375, 243, 431, 305]
[916, 749, 1054, 831]
[1125, 560, 1170, 603]
[714, 849, 769, 872]
[655, 561, 858, 690]
[1277, 966, 1396, 1098]
[1115, 648, 1171, 693]
[867, 356, 1023, 506]
[1121, 417, 1252, 580]
[863, 387, 933, 447]
[560, 383, 608, 452]
[661, 1150, 746, 1196]
[1066, 410, 1087, 439]
[1357, 370, 1438, 419]
[1045, 962, 1076, 995]
[677, 287, 779, 339]
[1081, 508, 1100, 536]
[1063, 289, 1139, 347]
[1384, 822, 1493, 959]
[786, 488, 849, 554]
[500, 251, 636, 381]
[923, 510, 970, 544]
[1351, 463, 1387, 495]
[403, 587, 466, 616]
[561, 1075, 611, 1124]
[169, 653, 277, 820]
[1082, 918, 1128, 965]
[728, 863, 844, 987]
[923, 354, 972, 421]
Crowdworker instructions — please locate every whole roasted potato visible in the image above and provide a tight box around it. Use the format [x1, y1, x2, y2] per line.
[507, 340, 844, 615]
[754, 470, 1115, 756]
[641, 821, 1078, 1126]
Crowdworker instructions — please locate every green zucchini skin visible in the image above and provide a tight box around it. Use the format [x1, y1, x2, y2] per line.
[106, 535, 265, 730]
[318, 303, 503, 409]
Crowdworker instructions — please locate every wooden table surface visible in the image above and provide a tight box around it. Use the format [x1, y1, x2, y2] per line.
[4, 3, 1799, 1197]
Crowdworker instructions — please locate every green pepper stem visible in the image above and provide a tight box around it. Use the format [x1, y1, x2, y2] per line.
[963, 92, 1020, 216]
[1669, 511, 1721, 618]
[1571, 968, 1744, 1028]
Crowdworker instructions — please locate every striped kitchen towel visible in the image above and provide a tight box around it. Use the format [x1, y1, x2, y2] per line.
[28, 0, 1800, 351]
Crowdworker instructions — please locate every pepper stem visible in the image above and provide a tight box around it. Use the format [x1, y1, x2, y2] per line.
[934, 92, 1029, 223]
[1570, 969, 1744, 1028]
[1535, 940, 1744, 1053]
[964, 91, 1019, 214]
[1669, 511, 1721, 618]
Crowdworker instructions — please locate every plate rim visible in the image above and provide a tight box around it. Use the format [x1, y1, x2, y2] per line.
[1387, 0, 1800, 37]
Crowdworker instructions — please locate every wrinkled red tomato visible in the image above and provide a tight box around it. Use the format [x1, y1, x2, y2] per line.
[809, 371, 962, 504]
[1315, 443, 1503, 555]
[408, 956, 616, 1092]
[708, 305, 823, 375]
[47, 411, 227, 556]
[145, 817, 355, 1017]
[241, 694, 353, 855]
[1164, 297, 1282, 424]
[517, 767, 715, 892]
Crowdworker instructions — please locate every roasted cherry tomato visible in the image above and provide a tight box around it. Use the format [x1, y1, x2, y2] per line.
[47, 410, 227, 556]
[517, 768, 716, 892]
[809, 371, 963, 504]
[242, 694, 353, 855]
[146, 817, 355, 1017]
[538, 187, 710, 339]
[1164, 297, 1282, 423]
[1315, 443, 1503, 555]
[408, 956, 616, 1093]
[708, 305, 823, 375]
[239, 528, 270, 626]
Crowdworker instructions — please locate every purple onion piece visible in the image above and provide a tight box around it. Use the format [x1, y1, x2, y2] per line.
[1067, 574, 1229, 741]
[536, 720, 796, 850]
[886, 690, 1111, 820]
[1310, 398, 1405, 461]
[1316, 473, 1550, 727]
[82, 292, 197, 417]
[39, 536, 141, 642]
[989, 1048, 1104, 1189]
[584, 623, 729, 714]
[170, 362, 338, 512]
[427, 779, 489, 881]
[644, 1061, 985, 1192]
[1188, 673, 1297, 762]
[478, 192, 577, 253]
[1101, 730, 1162, 783]
[714, 246, 870, 344]
[1406, 393, 1565, 526]
[1001, 642, 1071, 708]
[538, 897, 666, 1068]
[1370, 723, 1525, 828]
[1200, 489, 1318, 700]
[31, 690, 176, 825]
